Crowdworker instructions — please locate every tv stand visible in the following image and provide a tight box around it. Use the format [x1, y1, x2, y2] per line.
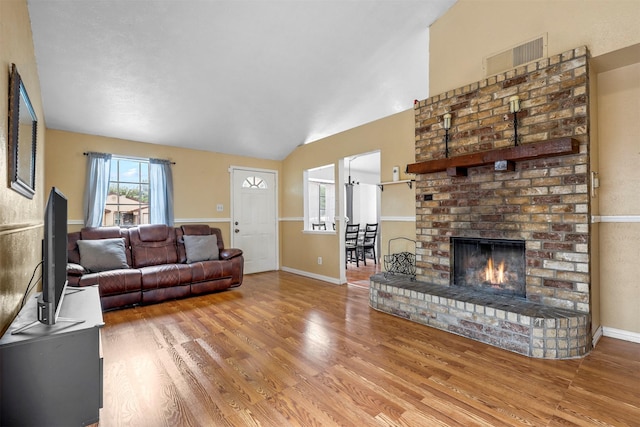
[0, 285, 103, 426]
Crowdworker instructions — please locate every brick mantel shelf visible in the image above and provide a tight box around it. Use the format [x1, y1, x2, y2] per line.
[406, 137, 579, 177]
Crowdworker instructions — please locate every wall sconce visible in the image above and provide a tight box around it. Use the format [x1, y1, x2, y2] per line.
[509, 95, 521, 146]
[443, 113, 452, 158]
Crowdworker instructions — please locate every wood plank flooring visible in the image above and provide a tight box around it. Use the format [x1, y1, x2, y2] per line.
[100, 271, 640, 426]
[346, 259, 381, 288]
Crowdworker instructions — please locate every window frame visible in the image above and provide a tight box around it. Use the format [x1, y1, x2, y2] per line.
[303, 164, 336, 232]
[104, 156, 150, 227]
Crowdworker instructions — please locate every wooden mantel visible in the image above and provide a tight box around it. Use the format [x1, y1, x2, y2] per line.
[406, 138, 580, 176]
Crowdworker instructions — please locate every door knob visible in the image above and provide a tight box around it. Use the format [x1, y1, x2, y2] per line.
[235, 229, 240, 233]
[235, 221, 239, 225]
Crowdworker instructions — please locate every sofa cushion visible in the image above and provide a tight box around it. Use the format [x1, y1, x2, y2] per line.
[177, 226, 225, 263]
[69, 227, 133, 267]
[184, 234, 219, 263]
[137, 224, 171, 242]
[180, 224, 211, 236]
[78, 268, 142, 297]
[139, 264, 192, 290]
[189, 259, 233, 283]
[77, 238, 130, 272]
[129, 225, 179, 268]
[67, 232, 82, 265]
[81, 226, 122, 240]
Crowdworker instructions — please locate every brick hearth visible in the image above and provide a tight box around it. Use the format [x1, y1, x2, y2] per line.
[371, 46, 593, 359]
[370, 274, 590, 358]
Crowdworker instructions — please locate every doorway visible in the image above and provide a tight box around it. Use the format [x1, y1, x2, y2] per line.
[342, 152, 381, 286]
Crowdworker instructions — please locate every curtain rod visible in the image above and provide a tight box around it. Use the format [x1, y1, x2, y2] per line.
[83, 152, 176, 165]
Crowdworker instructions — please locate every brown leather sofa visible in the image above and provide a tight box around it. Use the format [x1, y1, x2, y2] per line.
[67, 224, 243, 310]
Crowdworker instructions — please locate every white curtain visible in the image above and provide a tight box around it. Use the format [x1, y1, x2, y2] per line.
[83, 152, 111, 227]
[149, 158, 174, 226]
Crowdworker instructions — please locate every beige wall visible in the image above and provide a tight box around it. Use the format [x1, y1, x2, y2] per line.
[0, 0, 47, 334]
[281, 110, 416, 281]
[45, 129, 280, 248]
[596, 63, 640, 334]
[429, 0, 640, 95]
[429, 0, 640, 336]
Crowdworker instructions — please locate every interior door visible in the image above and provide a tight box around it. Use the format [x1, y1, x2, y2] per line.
[231, 168, 278, 274]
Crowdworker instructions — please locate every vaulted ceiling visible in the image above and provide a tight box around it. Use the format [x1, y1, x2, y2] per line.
[28, 0, 455, 160]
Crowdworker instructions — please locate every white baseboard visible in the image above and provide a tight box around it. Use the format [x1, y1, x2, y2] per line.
[602, 326, 640, 343]
[280, 267, 343, 285]
[592, 325, 603, 347]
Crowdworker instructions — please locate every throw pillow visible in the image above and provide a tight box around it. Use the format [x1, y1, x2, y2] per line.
[184, 234, 219, 263]
[78, 238, 130, 272]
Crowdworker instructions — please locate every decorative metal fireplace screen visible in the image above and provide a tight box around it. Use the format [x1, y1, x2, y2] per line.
[452, 238, 526, 297]
[384, 237, 416, 280]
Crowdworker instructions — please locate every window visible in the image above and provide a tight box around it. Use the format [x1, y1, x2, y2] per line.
[242, 176, 268, 189]
[304, 164, 335, 231]
[104, 157, 150, 226]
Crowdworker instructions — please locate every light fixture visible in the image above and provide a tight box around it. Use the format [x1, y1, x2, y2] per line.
[443, 113, 452, 158]
[509, 95, 521, 146]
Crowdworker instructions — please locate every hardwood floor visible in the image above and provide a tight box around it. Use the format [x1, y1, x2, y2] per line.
[346, 258, 381, 288]
[100, 271, 640, 426]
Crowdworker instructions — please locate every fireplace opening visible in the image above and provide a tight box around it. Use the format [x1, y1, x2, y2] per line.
[452, 238, 526, 298]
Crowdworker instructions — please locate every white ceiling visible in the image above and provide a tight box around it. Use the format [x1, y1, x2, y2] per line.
[27, 0, 455, 161]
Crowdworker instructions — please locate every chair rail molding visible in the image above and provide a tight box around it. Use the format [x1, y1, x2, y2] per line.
[592, 215, 640, 223]
[380, 216, 416, 222]
[175, 218, 231, 223]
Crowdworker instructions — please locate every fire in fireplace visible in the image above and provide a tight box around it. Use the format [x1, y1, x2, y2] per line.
[452, 238, 526, 298]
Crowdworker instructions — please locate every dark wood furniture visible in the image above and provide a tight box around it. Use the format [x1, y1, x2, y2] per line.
[358, 223, 378, 265]
[345, 223, 360, 267]
[406, 137, 579, 176]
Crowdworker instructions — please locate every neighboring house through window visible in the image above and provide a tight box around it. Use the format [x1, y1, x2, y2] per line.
[103, 157, 150, 226]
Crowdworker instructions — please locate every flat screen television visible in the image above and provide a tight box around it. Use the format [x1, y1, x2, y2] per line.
[38, 187, 69, 325]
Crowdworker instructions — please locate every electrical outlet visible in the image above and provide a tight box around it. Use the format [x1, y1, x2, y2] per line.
[216, 204, 223, 212]
[317, 257, 322, 265]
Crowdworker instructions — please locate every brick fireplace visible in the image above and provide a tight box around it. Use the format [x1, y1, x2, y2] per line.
[370, 46, 592, 359]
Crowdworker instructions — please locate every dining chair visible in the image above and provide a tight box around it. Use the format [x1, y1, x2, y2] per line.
[345, 223, 360, 267]
[312, 223, 327, 230]
[358, 223, 378, 265]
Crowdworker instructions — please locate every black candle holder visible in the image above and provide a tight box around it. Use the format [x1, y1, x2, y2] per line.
[445, 128, 451, 157]
[443, 113, 452, 158]
[509, 96, 521, 146]
[512, 110, 520, 146]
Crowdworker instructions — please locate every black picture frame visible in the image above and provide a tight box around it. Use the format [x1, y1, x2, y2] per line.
[8, 63, 37, 199]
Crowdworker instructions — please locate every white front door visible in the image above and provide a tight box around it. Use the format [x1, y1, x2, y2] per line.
[231, 168, 278, 274]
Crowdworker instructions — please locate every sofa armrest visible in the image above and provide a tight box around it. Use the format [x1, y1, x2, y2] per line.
[220, 248, 243, 260]
[67, 262, 87, 276]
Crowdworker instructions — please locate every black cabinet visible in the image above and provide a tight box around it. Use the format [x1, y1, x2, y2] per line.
[0, 285, 103, 426]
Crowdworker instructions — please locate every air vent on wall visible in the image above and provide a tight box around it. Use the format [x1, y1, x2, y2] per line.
[483, 34, 547, 77]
